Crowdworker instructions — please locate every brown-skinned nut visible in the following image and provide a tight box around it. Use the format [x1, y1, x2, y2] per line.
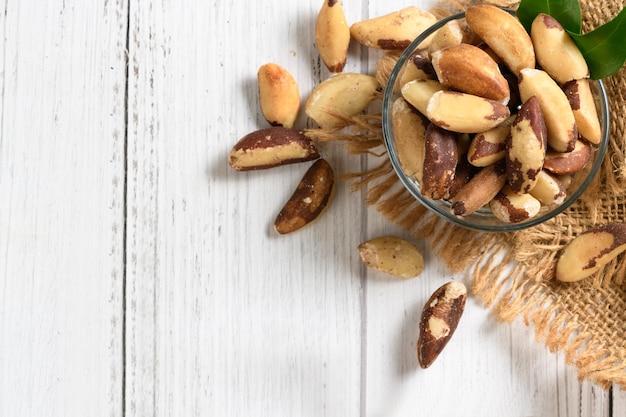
[421, 123, 458, 200]
[394, 54, 436, 93]
[274, 158, 335, 234]
[417, 281, 467, 368]
[426, 90, 510, 134]
[350, 7, 437, 50]
[465, 5, 535, 76]
[448, 153, 477, 199]
[467, 121, 512, 167]
[543, 139, 592, 175]
[229, 127, 320, 171]
[391, 97, 428, 181]
[518, 68, 578, 152]
[563, 79, 602, 145]
[358, 236, 425, 278]
[490, 185, 541, 223]
[450, 161, 507, 217]
[529, 170, 567, 205]
[401, 79, 447, 116]
[506, 96, 547, 193]
[556, 223, 626, 282]
[315, 0, 351, 73]
[305, 73, 379, 129]
[431, 43, 510, 103]
[258, 63, 300, 128]
[531, 14, 589, 84]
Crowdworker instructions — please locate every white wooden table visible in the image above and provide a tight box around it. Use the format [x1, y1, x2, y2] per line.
[1, 1, 625, 416]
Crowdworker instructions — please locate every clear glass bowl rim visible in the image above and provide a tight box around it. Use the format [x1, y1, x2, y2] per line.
[381, 10, 610, 233]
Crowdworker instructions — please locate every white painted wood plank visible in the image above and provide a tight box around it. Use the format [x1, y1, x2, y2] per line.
[0, 1, 127, 416]
[125, 1, 364, 415]
[362, 1, 610, 416]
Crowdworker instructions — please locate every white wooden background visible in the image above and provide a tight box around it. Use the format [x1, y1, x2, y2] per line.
[1, 0, 625, 416]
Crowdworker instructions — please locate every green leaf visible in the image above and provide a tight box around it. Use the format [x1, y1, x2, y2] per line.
[570, 7, 626, 79]
[516, 0, 582, 33]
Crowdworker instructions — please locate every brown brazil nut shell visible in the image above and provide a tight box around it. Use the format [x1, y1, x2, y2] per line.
[315, 0, 351, 73]
[506, 96, 547, 193]
[563, 79, 602, 145]
[417, 281, 467, 368]
[229, 127, 320, 171]
[450, 161, 507, 217]
[358, 236, 425, 278]
[543, 139, 592, 175]
[426, 90, 510, 134]
[531, 13, 589, 84]
[529, 169, 567, 205]
[305, 73, 379, 129]
[391, 97, 428, 180]
[448, 154, 477, 199]
[467, 122, 511, 167]
[257, 63, 300, 128]
[490, 185, 541, 223]
[465, 4, 535, 76]
[350, 6, 437, 50]
[431, 43, 510, 103]
[421, 123, 459, 200]
[394, 54, 437, 93]
[274, 158, 335, 234]
[518, 68, 577, 152]
[556, 223, 626, 282]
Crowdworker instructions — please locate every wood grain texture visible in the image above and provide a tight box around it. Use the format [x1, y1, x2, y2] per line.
[0, 1, 127, 416]
[125, 0, 364, 415]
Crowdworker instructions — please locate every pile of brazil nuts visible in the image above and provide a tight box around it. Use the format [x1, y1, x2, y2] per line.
[393, 4, 603, 224]
[227, 2, 622, 368]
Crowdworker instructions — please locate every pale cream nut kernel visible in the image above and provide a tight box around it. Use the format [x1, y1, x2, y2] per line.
[394, 54, 436, 94]
[529, 170, 567, 205]
[257, 63, 300, 128]
[427, 19, 464, 54]
[305, 73, 379, 129]
[467, 122, 510, 167]
[358, 236, 425, 278]
[465, 4, 535, 76]
[518, 68, 577, 152]
[315, 0, 351, 73]
[563, 79, 602, 145]
[490, 185, 541, 223]
[229, 127, 320, 171]
[350, 7, 437, 50]
[531, 13, 589, 84]
[426, 90, 510, 134]
[391, 97, 428, 181]
[556, 223, 626, 282]
[401, 79, 446, 116]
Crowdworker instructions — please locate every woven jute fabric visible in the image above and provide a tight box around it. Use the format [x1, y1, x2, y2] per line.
[310, 0, 626, 389]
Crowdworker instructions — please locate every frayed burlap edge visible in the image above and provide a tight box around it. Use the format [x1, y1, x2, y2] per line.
[306, 0, 626, 390]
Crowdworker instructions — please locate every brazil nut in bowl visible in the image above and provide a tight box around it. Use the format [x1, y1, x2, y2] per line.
[381, 7, 609, 232]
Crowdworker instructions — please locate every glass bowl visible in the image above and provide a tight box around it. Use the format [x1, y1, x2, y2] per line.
[381, 11, 609, 232]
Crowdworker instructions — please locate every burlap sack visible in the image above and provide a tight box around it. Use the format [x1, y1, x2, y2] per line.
[311, 0, 626, 389]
